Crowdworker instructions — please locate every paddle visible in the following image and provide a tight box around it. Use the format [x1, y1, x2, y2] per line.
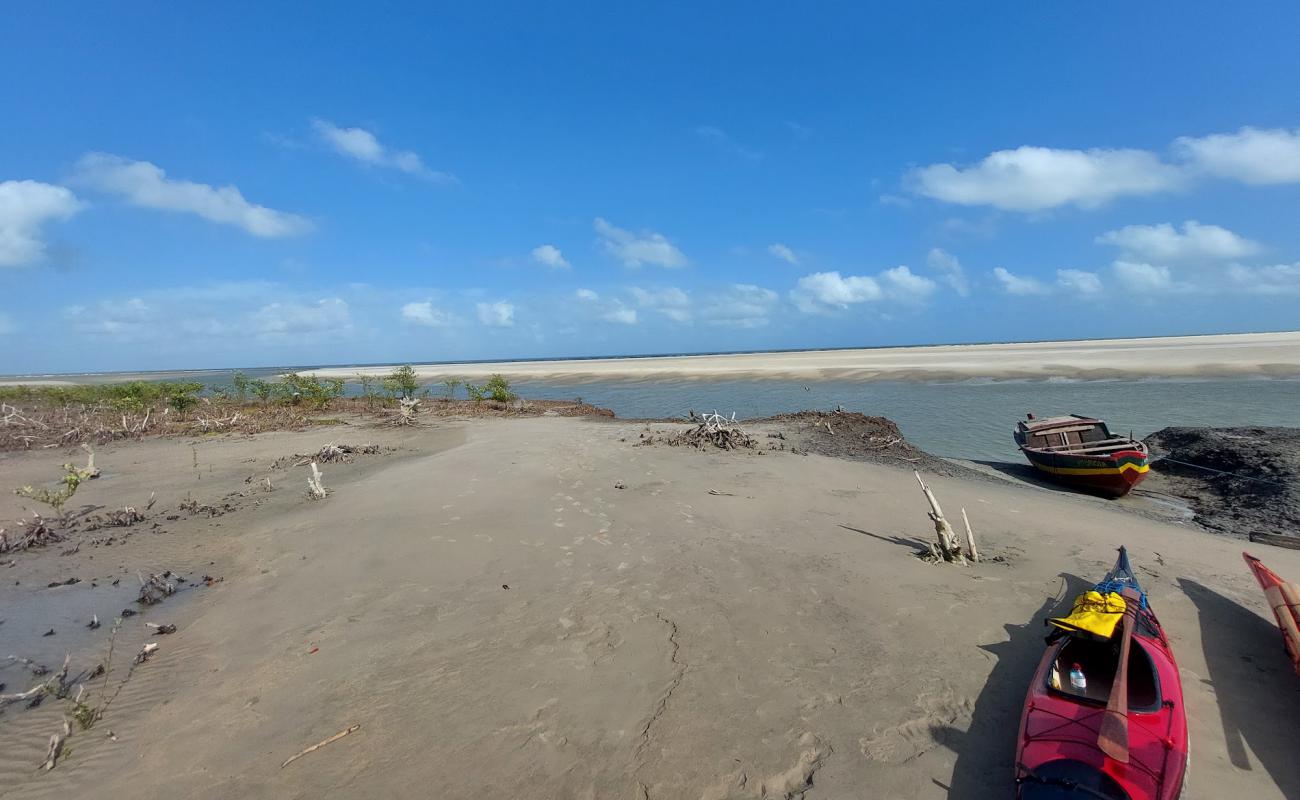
[1098, 587, 1142, 763]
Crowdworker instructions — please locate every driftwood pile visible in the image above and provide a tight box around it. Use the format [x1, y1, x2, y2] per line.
[0, 513, 64, 553]
[640, 412, 758, 451]
[137, 571, 177, 605]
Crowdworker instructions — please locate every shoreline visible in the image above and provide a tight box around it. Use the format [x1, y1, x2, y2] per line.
[302, 331, 1300, 384]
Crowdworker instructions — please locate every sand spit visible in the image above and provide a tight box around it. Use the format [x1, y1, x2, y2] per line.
[306, 331, 1300, 384]
[0, 416, 1297, 799]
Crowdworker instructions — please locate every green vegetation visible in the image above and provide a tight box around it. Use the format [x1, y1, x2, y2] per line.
[281, 373, 345, 409]
[0, 380, 202, 410]
[231, 370, 251, 402]
[14, 460, 98, 519]
[441, 377, 463, 400]
[383, 365, 420, 399]
[464, 374, 513, 403]
[356, 373, 378, 407]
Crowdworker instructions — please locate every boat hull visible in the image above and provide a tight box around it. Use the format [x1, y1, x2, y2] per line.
[1021, 448, 1150, 498]
[1243, 552, 1300, 676]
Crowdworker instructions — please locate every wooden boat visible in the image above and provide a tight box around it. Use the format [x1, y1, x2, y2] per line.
[1015, 414, 1150, 498]
[1015, 547, 1189, 799]
[1242, 552, 1300, 675]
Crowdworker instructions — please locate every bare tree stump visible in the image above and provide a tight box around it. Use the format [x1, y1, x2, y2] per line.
[914, 471, 965, 563]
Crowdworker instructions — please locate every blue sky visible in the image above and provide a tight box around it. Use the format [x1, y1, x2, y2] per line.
[3, 2, 1300, 373]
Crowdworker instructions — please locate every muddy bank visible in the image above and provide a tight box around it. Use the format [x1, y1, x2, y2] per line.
[1144, 426, 1300, 544]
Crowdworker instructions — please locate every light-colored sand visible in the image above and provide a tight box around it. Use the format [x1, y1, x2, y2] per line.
[306, 331, 1300, 383]
[2, 418, 1298, 799]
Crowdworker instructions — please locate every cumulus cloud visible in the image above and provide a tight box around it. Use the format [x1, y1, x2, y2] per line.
[0, 180, 83, 266]
[1112, 261, 1177, 293]
[63, 297, 154, 337]
[595, 218, 687, 269]
[1226, 263, 1300, 294]
[401, 301, 454, 327]
[992, 267, 1050, 296]
[700, 284, 779, 328]
[575, 288, 637, 324]
[531, 244, 570, 269]
[791, 267, 936, 313]
[73, 153, 310, 238]
[311, 119, 452, 182]
[1056, 269, 1103, 295]
[1174, 126, 1300, 185]
[880, 266, 937, 303]
[908, 146, 1184, 211]
[925, 248, 969, 296]
[1097, 220, 1260, 262]
[251, 298, 351, 335]
[630, 286, 692, 322]
[476, 301, 515, 327]
[767, 243, 800, 265]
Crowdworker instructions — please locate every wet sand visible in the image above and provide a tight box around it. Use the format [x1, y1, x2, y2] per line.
[306, 331, 1300, 383]
[2, 417, 1298, 799]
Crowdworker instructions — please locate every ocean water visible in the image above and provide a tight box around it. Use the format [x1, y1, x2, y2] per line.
[507, 377, 1300, 462]
[5, 366, 1297, 462]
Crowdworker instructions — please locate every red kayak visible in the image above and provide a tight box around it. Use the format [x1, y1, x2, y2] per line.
[1242, 552, 1300, 675]
[1015, 547, 1188, 799]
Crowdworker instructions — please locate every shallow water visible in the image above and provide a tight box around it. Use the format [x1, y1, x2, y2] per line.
[508, 377, 1300, 462]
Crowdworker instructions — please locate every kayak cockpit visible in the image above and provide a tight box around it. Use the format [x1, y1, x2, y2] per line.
[1018, 758, 1133, 799]
[1047, 635, 1162, 712]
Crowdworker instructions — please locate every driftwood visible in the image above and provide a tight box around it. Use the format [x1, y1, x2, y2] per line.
[914, 471, 965, 563]
[961, 508, 980, 563]
[137, 572, 177, 605]
[393, 397, 421, 426]
[133, 643, 159, 665]
[307, 462, 328, 499]
[281, 724, 361, 768]
[1249, 532, 1300, 551]
[145, 622, 177, 634]
[40, 719, 71, 770]
[645, 412, 757, 451]
[0, 513, 63, 553]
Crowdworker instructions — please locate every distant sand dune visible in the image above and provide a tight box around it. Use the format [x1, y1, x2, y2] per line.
[307, 331, 1300, 383]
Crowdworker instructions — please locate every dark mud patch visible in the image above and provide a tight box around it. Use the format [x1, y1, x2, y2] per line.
[1144, 426, 1300, 544]
[753, 411, 978, 478]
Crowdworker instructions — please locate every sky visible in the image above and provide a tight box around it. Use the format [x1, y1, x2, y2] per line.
[3, 2, 1300, 374]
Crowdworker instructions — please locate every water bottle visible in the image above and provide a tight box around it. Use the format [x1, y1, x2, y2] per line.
[1069, 662, 1087, 691]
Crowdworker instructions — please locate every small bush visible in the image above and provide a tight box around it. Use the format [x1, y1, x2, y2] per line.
[384, 365, 420, 399]
[441, 378, 463, 400]
[484, 374, 513, 403]
[231, 371, 251, 403]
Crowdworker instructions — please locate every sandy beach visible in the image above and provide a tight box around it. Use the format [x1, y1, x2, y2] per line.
[2, 412, 1297, 799]
[306, 331, 1300, 384]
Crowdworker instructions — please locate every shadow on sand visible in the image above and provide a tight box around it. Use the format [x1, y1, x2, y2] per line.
[838, 524, 930, 553]
[932, 573, 1091, 800]
[1179, 578, 1300, 797]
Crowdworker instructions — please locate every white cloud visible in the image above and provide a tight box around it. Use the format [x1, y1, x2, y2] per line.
[251, 298, 351, 335]
[531, 244, 570, 269]
[0, 180, 84, 266]
[767, 243, 800, 266]
[791, 271, 881, 313]
[1226, 263, 1300, 294]
[476, 301, 515, 327]
[908, 146, 1185, 211]
[925, 248, 969, 296]
[311, 119, 451, 182]
[600, 304, 638, 325]
[701, 284, 779, 328]
[73, 153, 310, 238]
[575, 287, 638, 324]
[630, 286, 692, 322]
[992, 267, 1050, 296]
[1112, 261, 1176, 293]
[1174, 127, 1300, 185]
[1097, 220, 1260, 262]
[594, 218, 687, 268]
[1056, 269, 1103, 295]
[400, 301, 454, 327]
[880, 265, 937, 303]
